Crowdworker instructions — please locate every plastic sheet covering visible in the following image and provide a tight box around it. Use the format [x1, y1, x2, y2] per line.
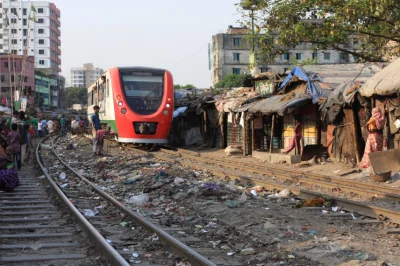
[278, 66, 326, 104]
[173, 107, 188, 118]
[359, 57, 400, 97]
[183, 127, 203, 146]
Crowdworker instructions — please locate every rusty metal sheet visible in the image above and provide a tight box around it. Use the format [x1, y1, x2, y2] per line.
[369, 148, 400, 174]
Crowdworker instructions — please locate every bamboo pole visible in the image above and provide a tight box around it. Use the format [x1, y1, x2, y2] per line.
[269, 115, 275, 162]
[351, 107, 361, 163]
[251, 117, 255, 153]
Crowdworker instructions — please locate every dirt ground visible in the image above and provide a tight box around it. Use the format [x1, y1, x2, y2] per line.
[57, 135, 400, 266]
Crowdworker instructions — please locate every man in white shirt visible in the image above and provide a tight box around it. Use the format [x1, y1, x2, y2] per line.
[47, 119, 54, 134]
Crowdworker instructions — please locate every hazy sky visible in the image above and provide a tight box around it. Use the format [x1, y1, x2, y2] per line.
[56, 0, 243, 88]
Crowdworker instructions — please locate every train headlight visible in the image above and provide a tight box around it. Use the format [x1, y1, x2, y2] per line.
[167, 97, 171, 102]
[116, 95, 121, 100]
[118, 101, 123, 106]
[163, 110, 169, 115]
[166, 104, 171, 108]
[121, 108, 127, 114]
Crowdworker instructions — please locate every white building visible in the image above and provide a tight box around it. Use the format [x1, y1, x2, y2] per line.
[70, 63, 104, 88]
[0, 0, 61, 74]
[210, 26, 361, 86]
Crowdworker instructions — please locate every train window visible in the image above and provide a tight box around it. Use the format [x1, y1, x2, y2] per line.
[121, 72, 164, 115]
[88, 91, 92, 106]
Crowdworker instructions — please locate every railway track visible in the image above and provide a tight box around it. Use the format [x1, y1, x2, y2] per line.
[43, 135, 255, 266]
[112, 144, 400, 225]
[159, 148, 400, 200]
[0, 137, 111, 265]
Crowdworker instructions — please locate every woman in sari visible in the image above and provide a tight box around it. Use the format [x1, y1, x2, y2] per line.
[0, 138, 20, 192]
[360, 107, 385, 168]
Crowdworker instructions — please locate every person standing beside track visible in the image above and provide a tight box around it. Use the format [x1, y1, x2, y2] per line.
[91, 106, 103, 156]
[60, 115, 66, 137]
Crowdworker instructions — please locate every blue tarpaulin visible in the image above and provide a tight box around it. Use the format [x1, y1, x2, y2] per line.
[278, 66, 324, 104]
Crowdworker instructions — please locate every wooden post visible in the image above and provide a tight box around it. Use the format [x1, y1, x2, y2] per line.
[351, 107, 361, 163]
[251, 117, 255, 153]
[269, 115, 275, 161]
[220, 113, 225, 148]
[242, 112, 247, 156]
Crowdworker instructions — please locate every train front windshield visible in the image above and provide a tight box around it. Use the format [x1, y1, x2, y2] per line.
[121, 71, 164, 115]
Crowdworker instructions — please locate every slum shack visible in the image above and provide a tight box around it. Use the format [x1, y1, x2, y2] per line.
[243, 66, 332, 164]
[357, 58, 400, 175]
[319, 80, 365, 166]
[169, 89, 217, 147]
[215, 87, 259, 150]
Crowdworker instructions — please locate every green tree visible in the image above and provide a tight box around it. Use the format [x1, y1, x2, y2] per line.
[238, 0, 400, 62]
[174, 84, 197, 90]
[64, 87, 87, 108]
[214, 74, 247, 89]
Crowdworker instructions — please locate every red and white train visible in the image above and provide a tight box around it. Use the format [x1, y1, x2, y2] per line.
[87, 67, 174, 144]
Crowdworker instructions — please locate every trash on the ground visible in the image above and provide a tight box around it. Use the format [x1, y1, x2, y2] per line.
[131, 253, 139, 258]
[82, 209, 99, 217]
[202, 183, 221, 190]
[279, 189, 291, 197]
[288, 254, 295, 259]
[240, 248, 256, 255]
[354, 253, 369, 260]
[59, 172, 67, 181]
[250, 190, 257, 197]
[239, 192, 247, 203]
[106, 239, 112, 243]
[227, 252, 234, 256]
[332, 206, 339, 212]
[195, 225, 203, 229]
[38, 175, 45, 179]
[225, 200, 240, 208]
[120, 222, 129, 227]
[304, 230, 318, 235]
[264, 222, 276, 230]
[351, 213, 357, 220]
[150, 163, 161, 167]
[155, 171, 168, 180]
[126, 193, 149, 205]
[322, 210, 329, 214]
[264, 207, 270, 210]
[60, 183, 68, 188]
[174, 177, 185, 185]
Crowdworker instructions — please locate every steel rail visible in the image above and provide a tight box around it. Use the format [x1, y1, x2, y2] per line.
[160, 148, 400, 200]
[51, 137, 216, 266]
[156, 155, 400, 224]
[36, 136, 130, 266]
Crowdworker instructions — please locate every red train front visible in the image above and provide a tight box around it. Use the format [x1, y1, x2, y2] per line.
[108, 67, 174, 144]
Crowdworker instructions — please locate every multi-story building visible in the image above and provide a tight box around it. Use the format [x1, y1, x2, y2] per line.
[210, 26, 251, 85]
[0, 54, 35, 109]
[35, 74, 57, 110]
[210, 25, 361, 86]
[0, 0, 61, 74]
[70, 63, 104, 88]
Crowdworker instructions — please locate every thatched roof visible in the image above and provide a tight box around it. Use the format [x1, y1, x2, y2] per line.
[359, 57, 400, 97]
